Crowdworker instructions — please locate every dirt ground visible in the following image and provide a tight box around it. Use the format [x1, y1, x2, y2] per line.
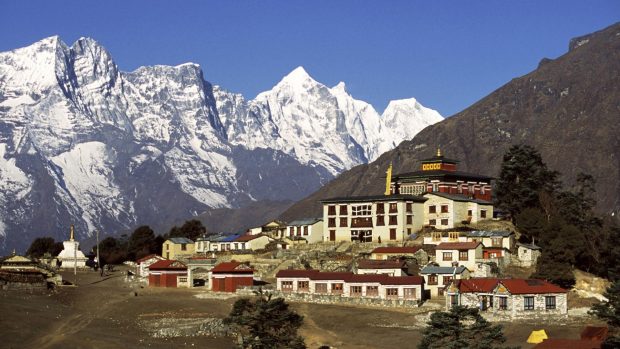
[0, 266, 605, 349]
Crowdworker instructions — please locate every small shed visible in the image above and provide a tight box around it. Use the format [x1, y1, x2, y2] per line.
[148, 260, 187, 287]
[517, 242, 542, 267]
[211, 261, 254, 292]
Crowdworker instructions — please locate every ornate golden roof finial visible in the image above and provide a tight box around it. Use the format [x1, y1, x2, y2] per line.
[70, 224, 75, 241]
[384, 162, 393, 196]
[437, 147, 442, 157]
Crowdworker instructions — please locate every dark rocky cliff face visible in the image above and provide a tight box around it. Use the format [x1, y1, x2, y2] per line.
[281, 22, 620, 221]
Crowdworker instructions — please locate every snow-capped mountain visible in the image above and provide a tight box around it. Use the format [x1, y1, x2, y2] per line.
[0, 36, 442, 252]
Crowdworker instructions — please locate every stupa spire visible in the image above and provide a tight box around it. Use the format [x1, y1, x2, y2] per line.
[70, 224, 75, 241]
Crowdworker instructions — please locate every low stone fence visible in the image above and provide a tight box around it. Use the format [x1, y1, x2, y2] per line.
[272, 291, 422, 309]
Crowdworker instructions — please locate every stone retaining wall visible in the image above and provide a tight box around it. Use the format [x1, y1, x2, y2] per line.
[272, 291, 422, 309]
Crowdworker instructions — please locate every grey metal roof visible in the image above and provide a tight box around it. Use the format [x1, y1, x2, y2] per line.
[167, 237, 194, 244]
[465, 230, 513, 238]
[420, 265, 468, 275]
[517, 242, 542, 250]
[288, 218, 322, 226]
[424, 192, 492, 204]
[321, 194, 427, 204]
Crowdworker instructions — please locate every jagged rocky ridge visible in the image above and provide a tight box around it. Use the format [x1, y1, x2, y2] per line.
[0, 36, 442, 252]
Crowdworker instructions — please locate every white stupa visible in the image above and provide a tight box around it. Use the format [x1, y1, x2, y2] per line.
[57, 225, 88, 268]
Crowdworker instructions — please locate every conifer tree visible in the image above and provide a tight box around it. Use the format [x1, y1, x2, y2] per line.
[225, 291, 306, 349]
[590, 269, 620, 348]
[418, 306, 516, 349]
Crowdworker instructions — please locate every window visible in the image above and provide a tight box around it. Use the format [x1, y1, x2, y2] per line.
[441, 205, 449, 213]
[328, 218, 336, 227]
[389, 229, 397, 240]
[350, 285, 362, 296]
[428, 275, 438, 285]
[366, 286, 379, 296]
[429, 219, 436, 226]
[491, 238, 502, 247]
[281, 281, 293, 291]
[449, 232, 459, 240]
[233, 243, 238, 250]
[303, 226, 308, 236]
[450, 295, 459, 307]
[331, 283, 343, 294]
[389, 203, 398, 213]
[328, 205, 336, 216]
[340, 217, 348, 227]
[429, 205, 436, 214]
[442, 276, 452, 285]
[467, 209, 472, 217]
[315, 283, 328, 293]
[480, 210, 487, 218]
[240, 243, 246, 250]
[166, 244, 169, 251]
[496, 296, 507, 309]
[545, 296, 556, 310]
[298, 281, 309, 291]
[289, 227, 294, 236]
[386, 288, 398, 298]
[179, 277, 187, 283]
[441, 219, 449, 226]
[524, 296, 535, 310]
[181, 243, 187, 251]
[296, 227, 301, 235]
[459, 250, 468, 261]
[407, 228, 412, 234]
[352, 204, 372, 216]
[404, 288, 416, 299]
[376, 215, 385, 226]
[376, 203, 384, 214]
[389, 215, 397, 225]
[406, 215, 413, 225]
[339, 205, 348, 215]
[406, 203, 413, 213]
[442, 252, 453, 261]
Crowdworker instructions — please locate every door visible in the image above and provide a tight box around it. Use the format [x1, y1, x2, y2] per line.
[330, 230, 336, 241]
[389, 229, 396, 240]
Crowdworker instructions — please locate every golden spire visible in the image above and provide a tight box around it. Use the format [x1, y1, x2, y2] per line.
[70, 224, 75, 241]
[437, 147, 442, 157]
[384, 162, 393, 196]
[12, 248, 16, 256]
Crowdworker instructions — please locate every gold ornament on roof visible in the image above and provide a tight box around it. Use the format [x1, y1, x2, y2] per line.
[385, 162, 393, 196]
[437, 147, 442, 157]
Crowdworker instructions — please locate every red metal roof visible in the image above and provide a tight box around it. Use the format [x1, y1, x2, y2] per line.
[371, 246, 422, 254]
[136, 254, 164, 263]
[357, 259, 406, 269]
[454, 278, 500, 293]
[500, 279, 568, 294]
[211, 261, 254, 273]
[148, 260, 187, 270]
[234, 234, 267, 242]
[275, 269, 319, 278]
[436, 242, 481, 250]
[532, 339, 602, 349]
[275, 269, 424, 286]
[581, 326, 608, 341]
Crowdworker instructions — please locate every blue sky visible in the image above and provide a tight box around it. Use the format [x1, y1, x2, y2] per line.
[1, 1, 618, 116]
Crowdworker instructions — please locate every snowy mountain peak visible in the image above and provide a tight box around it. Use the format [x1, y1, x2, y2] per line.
[331, 81, 347, 93]
[278, 66, 315, 86]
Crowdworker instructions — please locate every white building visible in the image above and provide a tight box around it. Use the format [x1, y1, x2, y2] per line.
[423, 192, 493, 229]
[285, 218, 324, 243]
[420, 265, 470, 297]
[516, 242, 542, 267]
[435, 242, 483, 271]
[57, 225, 88, 269]
[276, 269, 425, 301]
[136, 254, 165, 277]
[355, 259, 407, 277]
[321, 195, 426, 243]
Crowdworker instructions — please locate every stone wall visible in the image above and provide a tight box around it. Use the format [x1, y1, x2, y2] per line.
[272, 291, 422, 309]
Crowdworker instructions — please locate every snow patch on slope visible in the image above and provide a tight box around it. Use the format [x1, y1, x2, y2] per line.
[0, 144, 32, 237]
[51, 142, 132, 233]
